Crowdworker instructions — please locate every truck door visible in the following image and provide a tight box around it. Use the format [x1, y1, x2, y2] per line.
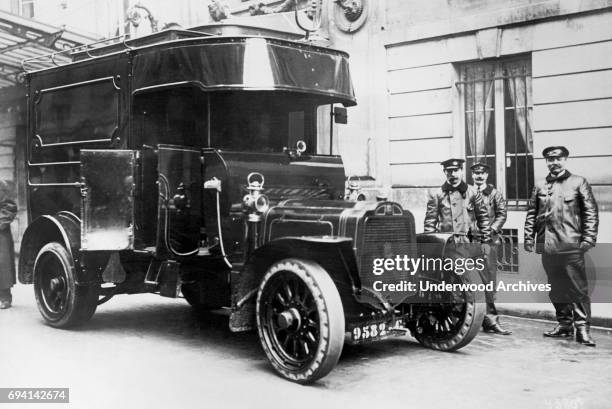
[156, 145, 202, 256]
[81, 150, 136, 251]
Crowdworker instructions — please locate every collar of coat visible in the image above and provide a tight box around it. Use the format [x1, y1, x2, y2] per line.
[481, 184, 495, 195]
[546, 170, 571, 183]
[442, 181, 468, 194]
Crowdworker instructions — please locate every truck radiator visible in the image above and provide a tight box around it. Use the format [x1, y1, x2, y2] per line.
[358, 215, 417, 295]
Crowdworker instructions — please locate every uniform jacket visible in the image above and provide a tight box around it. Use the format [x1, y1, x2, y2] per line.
[0, 180, 17, 289]
[424, 181, 491, 242]
[524, 171, 598, 254]
[473, 184, 507, 234]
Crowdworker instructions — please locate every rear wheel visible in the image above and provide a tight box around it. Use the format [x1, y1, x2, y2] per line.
[256, 259, 345, 384]
[33, 242, 98, 328]
[411, 269, 485, 351]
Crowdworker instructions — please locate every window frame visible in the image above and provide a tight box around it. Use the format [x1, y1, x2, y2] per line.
[457, 56, 533, 209]
[19, 0, 34, 17]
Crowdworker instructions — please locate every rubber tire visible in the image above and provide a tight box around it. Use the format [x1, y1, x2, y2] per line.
[256, 259, 345, 384]
[413, 269, 486, 351]
[33, 242, 98, 328]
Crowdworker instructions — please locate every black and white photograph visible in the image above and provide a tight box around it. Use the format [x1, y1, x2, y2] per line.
[0, 0, 611, 408]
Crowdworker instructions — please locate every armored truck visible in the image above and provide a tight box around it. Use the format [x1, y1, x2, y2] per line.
[18, 25, 485, 383]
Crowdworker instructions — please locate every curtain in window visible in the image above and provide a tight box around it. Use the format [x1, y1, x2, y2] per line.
[503, 60, 533, 201]
[463, 63, 496, 159]
[503, 62, 532, 155]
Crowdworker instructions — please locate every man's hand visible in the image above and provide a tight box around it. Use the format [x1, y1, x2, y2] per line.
[524, 242, 534, 253]
[481, 243, 491, 256]
[580, 241, 594, 252]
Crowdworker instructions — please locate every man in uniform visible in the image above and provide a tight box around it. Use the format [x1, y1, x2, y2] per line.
[469, 162, 511, 335]
[0, 179, 17, 309]
[524, 146, 598, 346]
[424, 159, 500, 328]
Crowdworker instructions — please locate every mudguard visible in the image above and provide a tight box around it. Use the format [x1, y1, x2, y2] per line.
[417, 232, 482, 259]
[229, 236, 361, 332]
[18, 212, 98, 285]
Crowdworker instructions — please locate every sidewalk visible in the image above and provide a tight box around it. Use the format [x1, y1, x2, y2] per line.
[497, 303, 612, 329]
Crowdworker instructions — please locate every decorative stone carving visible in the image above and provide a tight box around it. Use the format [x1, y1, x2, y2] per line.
[208, 0, 231, 21]
[332, 0, 368, 33]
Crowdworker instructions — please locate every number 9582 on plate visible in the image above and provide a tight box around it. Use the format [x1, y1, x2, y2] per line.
[349, 320, 405, 343]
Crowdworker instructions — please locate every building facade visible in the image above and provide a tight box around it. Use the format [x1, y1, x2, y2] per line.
[372, 0, 612, 248]
[1, 0, 610, 281]
[240, 0, 612, 250]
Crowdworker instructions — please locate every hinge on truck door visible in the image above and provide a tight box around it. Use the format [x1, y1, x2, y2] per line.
[79, 181, 88, 198]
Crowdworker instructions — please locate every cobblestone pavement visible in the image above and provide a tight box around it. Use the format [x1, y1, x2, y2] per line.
[1, 284, 611, 409]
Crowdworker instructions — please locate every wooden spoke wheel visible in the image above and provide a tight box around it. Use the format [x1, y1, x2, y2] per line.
[412, 269, 485, 351]
[256, 259, 345, 384]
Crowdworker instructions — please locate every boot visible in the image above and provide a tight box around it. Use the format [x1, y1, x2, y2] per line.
[483, 316, 512, 335]
[0, 289, 11, 309]
[543, 324, 573, 338]
[575, 326, 596, 347]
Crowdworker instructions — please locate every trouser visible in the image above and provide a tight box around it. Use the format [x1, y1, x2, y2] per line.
[479, 236, 499, 323]
[0, 228, 16, 291]
[0, 287, 11, 302]
[542, 252, 591, 328]
[446, 238, 498, 324]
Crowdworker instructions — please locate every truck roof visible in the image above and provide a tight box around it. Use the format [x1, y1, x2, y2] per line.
[24, 24, 356, 106]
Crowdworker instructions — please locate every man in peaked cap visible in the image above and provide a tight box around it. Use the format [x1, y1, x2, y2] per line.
[424, 159, 492, 306]
[425, 158, 491, 241]
[469, 162, 511, 335]
[524, 146, 599, 346]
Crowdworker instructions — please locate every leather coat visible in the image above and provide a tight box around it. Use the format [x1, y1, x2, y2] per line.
[424, 181, 491, 243]
[524, 171, 598, 254]
[475, 184, 507, 234]
[0, 180, 17, 289]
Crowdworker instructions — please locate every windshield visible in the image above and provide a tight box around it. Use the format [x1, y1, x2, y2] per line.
[133, 88, 326, 154]
[210, 91, 316, 153]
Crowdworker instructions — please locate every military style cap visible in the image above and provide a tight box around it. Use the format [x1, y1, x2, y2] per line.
[542, 146, 569, 158]
[470, 162, 490, 172]
[440, 158, 465, 170]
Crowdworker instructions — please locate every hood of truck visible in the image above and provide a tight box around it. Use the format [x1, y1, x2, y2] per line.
[204, 150, 347, 215]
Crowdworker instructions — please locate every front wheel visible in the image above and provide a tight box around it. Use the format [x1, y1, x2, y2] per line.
[256, 259, 345, 384]
[410, 269, 485, 351]
[33, 242, 98, 328]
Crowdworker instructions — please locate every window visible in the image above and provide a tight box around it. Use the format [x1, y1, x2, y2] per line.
[20, 0, 34, 17]
[209, 92, 317, 154]
[133, 87, 207, 148]
[458, 57, 533, 207]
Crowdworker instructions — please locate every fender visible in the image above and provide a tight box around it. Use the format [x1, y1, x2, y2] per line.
[19, 212, 81, 284]
[229, 236, 362, 332]
[417, 232, 482, 260]
[416, 232, 453, 259]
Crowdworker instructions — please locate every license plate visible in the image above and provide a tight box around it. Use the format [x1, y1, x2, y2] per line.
[350, 319, 404, 343]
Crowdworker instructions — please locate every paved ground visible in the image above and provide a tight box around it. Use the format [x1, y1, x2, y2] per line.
[1, 284, 612, 409]
[497, 302, 612, 327]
